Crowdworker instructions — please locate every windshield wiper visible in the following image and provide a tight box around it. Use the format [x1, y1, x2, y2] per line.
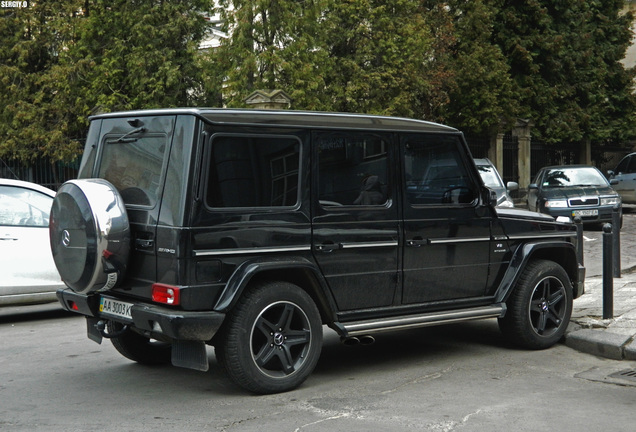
[111, 127, 146, 143]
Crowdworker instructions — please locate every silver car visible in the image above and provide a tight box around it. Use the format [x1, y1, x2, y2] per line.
[0, 179, 65, 306]
[608, 152, 636, 204]
[474, 158, 518, 208]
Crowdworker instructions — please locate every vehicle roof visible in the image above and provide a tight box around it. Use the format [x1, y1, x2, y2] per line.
[473, 158, 493, 165]
[539, 165, 600, 171]
[0, 178, 56, 197]
[90, 108, 459, 134]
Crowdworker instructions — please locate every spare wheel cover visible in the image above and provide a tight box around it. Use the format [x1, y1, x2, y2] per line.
[50, 179, 130, 294]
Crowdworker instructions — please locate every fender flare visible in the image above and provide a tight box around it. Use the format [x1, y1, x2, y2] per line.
[213, 256, 337, 318]
[494, 241, 580, 303]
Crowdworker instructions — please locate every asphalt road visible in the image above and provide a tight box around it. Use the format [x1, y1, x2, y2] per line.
[3, 206, 636, 431]
[2, 305, 636, 431]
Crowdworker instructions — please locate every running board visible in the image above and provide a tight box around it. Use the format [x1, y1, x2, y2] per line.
[337, 304, 507, 337]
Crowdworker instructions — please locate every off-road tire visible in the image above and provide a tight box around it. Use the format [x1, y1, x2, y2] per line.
[107, 321, 171, 365]
[215, 281, 323, 394]
[499, 259, 573, 349]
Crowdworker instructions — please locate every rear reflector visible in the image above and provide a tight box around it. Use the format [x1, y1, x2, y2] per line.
[152, 284, 180, 305]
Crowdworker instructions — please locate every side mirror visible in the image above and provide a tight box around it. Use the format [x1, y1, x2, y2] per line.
[610, 179, 619, 186]
[480, 186, 498, 207]
[528, 183, 538, 190]
[443, 187, 474, 204]
[506, 181, 519, 192]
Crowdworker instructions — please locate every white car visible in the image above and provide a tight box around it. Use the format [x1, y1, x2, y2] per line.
[0, 179, 65, 306]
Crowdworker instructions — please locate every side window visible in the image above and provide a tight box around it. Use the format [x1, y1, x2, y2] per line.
[206, 135, 300, 208]
[627, 156, 636, 174]
[403, 134, 476, 206]
[615, 157, 629, 174]
[0, 186, 52, 227]
[316, 132, 390, 207]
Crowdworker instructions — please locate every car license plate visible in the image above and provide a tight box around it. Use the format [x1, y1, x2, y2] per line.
[99, 296, 133, 321]
[572, 209, 598, 217]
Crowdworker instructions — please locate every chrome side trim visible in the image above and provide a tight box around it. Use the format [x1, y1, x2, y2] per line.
[427, 237, 491, 245]
[340, 305, 506, 336]
[193, 245, 311, 257]
[507, 232, 577, 240]
[340, 241, 399, 249]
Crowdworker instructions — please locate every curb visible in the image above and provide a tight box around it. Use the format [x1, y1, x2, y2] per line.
[564, 327, 636, 361]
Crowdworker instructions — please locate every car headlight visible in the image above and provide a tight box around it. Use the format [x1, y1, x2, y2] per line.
[497, 196, 514, 208]
[544, 199, 568, 208]
[601, 196, 621, 206]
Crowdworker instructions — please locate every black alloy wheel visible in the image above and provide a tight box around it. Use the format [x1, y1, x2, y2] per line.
[499, 259, 573, 349]
[215, 281, 323, 394]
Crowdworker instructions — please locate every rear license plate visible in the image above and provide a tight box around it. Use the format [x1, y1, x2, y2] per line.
[99, 296, 133, 321]
[572, 209, 598, 217]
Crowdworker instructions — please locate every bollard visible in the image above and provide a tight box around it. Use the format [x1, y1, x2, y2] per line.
[612, 204, 621, 278]
[573, 216, 583, 266]
[602, 223, 613, 319]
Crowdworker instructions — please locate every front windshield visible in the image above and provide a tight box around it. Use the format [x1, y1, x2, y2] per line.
[477, 165, 502, 188]
[542, 167, 607, 187]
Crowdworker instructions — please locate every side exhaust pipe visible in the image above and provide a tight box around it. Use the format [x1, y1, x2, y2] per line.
[340, 335, 375, 346]
[341, 336, 360, 346]
[358, 335, 375, 345]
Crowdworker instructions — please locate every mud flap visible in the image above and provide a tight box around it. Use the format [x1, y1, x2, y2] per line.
[86, 317, 103, 344]
[171, 340, 209, 372]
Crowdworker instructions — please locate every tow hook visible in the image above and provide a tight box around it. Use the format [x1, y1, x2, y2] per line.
[95, 320, 129, 339]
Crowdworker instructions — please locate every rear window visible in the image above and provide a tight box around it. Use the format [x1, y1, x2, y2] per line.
[98, 134, 168, 207]
[206, 135, 301, 208]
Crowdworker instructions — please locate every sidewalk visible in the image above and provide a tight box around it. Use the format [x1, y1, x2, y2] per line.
[565, 266, 636, 360]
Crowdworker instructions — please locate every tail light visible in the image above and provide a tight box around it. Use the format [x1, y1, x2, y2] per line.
[152, 284, 180, 305]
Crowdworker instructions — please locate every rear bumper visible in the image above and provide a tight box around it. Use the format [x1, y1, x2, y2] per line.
[56, 288, 225, 341]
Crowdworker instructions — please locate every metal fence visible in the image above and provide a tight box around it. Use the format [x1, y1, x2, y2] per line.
[530, 141, 581, 180]
[0, 157, 81, 191]
[593, 146, 633, 175]
[1, 140, 632, 193]
[465, 134, 489, 159]
[468, 132, 633, 191]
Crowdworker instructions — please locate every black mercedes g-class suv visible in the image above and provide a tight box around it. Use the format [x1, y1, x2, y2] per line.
[51, 109, 585, 394]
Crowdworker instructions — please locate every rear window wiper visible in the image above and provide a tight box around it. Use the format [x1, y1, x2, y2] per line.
[111, 127, 146, 143]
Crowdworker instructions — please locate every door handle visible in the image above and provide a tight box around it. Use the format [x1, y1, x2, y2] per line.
[315, 242, 341, 252]
[135, 238, 154, 248]
[406, 237, 428, 247]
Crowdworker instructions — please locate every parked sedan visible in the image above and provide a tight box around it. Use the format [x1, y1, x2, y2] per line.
[527, 165, 621, 225]
[474, 158, 518, 208]
[0, 179, 65, 306]
[607, 152, 636, 204]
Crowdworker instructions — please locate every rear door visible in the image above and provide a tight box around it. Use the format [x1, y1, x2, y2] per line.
[0, 184, 63, 299]
[311, 131, 399, 311]
[400, 133, 493, 305]
[95, 115, 176, 291]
